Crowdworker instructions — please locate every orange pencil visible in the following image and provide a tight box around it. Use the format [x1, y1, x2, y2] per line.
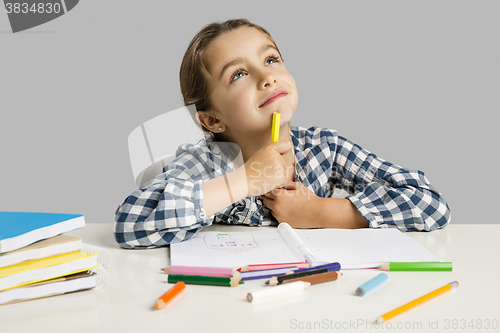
[376, 281, 459, 323]
[154, 281, 185, 309]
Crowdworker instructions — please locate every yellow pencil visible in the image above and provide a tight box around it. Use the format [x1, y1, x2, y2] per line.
[376, 281, 459, 323]
[271, 112, 280, 143]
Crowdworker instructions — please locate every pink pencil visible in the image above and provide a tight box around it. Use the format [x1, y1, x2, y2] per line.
[238, 262, 310, 272]
[162, 265, 238, 277]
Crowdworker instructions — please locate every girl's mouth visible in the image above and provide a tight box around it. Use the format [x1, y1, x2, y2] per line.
[259, 89, 288, 108]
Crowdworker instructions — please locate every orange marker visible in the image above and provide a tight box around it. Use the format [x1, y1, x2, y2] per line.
[154, 281, 185, 309]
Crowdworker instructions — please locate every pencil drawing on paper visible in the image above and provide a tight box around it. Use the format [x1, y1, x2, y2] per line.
[203, 233, 260, 254]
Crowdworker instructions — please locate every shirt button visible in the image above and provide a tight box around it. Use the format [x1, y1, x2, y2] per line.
[198, 211, 205, 219]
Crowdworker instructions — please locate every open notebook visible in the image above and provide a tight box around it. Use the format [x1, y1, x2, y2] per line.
[170, 227, 441, 269]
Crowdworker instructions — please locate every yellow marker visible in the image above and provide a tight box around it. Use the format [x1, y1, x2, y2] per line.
[271, 112, 280, 143]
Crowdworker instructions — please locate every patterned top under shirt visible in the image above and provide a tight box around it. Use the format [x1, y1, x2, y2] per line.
[114, 126, 451, 249]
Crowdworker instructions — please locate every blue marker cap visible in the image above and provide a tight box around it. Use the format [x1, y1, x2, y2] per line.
[356, 273, 388, 297]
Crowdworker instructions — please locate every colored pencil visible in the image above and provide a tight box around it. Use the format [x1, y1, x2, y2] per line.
[167, 274, 243, 287]
[271, 112, 280, 143]
[266, 267, 328, 286]
[376, 281, 459, 323]
[240, 267, 298, 281]
[281, 270, 342, 286]
[154, 281, 185, 309]
[247, 281, 310, 303]
[378, 262, 452, 271]
[292, 262, 341, 273]
[238, 262, 309, 272]
[162, 265, 239, 277]
[356, 273, 388, 296]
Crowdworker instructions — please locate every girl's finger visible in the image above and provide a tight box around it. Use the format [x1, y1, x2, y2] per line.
[269, 187, 285, 197]
[283, 181, 299, 190]
[260, 195, 274, 209]
[269, 139, 292, 156]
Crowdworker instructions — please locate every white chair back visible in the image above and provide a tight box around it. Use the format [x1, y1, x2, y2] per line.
[128, 105, 205, 188]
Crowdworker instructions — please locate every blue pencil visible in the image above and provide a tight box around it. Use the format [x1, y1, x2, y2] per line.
[292, 262, 341, 274]
[356, 273, 388, 296]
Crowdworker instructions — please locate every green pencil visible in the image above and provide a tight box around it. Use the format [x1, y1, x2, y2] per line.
[378, 262, 452, 271]
[167, 274, 243, 287]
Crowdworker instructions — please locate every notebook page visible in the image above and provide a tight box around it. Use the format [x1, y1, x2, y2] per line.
[170, 230, 302, 268]
[295, 228, 441, 269]
[170, 228, 441, 269]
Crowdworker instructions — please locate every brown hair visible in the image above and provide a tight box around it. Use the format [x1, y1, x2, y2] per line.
[179, 18, 282, 141]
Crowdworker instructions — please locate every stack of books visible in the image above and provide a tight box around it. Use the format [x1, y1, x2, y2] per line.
[0, 212, 103, 305]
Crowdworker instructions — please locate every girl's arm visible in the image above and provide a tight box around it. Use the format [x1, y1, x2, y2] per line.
[315, 197, 368, 229]
[328, 133, 451, 231]
[114, 140, 292, 249]
[203, 140, 293, 217]
[201, 167, 247, 217]
[114, 165, 209, 249]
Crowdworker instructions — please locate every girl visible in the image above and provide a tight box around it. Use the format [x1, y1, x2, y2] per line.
[114, 19, 450, 249]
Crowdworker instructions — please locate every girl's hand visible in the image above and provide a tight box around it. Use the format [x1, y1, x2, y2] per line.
[243, 140, 292, 196]
[260, 182, 322, 228]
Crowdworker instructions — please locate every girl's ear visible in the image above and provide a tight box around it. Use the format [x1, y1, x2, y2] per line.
[197, 111, 223, 132]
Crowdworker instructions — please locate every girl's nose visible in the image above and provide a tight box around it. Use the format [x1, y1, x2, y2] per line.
[259, 71, 277, 89]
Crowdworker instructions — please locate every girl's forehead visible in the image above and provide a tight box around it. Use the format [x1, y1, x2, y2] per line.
[205, 27, 276, 72]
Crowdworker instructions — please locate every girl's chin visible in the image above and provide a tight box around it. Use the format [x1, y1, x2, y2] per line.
[274, 107, 295, 122]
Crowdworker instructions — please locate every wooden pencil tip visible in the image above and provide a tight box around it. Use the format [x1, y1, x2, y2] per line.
[231, 276, 243, 287]
[379, 263, 389, 271]
[154, 300, 164, 309]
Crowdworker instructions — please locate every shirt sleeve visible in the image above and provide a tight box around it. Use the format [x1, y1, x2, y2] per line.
[329, 134, 451, 231]
[114, 151, 212, 249]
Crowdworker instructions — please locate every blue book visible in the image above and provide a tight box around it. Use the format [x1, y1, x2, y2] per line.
[0, 212, 85, 254]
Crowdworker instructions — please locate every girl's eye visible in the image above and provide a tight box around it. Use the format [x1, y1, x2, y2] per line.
[229, 55, 280, 83]
[265, 55, 280, 66]
[231, 70, 246, 82]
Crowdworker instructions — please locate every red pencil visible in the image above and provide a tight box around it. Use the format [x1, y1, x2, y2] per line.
[238, 262, 309, 272]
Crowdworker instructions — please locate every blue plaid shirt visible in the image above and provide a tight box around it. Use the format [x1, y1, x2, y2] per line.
[114, 126, 450, 249]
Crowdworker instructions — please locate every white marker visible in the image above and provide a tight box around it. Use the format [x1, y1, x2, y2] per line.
[278, 223, 317, 265]
[247, 281, 311, 303]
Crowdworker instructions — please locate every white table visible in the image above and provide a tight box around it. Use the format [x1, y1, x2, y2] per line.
[1, 224, 499, 333]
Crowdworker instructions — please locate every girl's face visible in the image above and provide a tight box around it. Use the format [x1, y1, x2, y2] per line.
[202, 26, 298, 146]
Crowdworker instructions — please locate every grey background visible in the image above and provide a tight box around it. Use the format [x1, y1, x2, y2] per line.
[1, 1, 498, 225]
